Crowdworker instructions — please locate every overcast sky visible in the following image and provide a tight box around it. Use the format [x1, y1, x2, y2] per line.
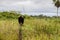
[0, 0, 60, 16]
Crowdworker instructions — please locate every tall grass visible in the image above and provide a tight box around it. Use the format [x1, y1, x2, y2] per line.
[0, 19, 60, 40]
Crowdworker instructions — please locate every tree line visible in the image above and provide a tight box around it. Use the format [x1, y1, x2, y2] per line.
[0, 11, 60, 20]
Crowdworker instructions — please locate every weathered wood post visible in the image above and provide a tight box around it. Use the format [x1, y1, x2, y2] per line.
[19, 25, 22, 40]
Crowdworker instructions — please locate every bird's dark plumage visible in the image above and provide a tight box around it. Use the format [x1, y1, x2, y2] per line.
[18, 16, 24, 26]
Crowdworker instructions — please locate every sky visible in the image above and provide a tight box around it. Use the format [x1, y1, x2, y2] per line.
[0, 0, 60, 16]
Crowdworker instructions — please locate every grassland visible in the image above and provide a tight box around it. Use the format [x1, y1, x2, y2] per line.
[0, 18, 60, 40]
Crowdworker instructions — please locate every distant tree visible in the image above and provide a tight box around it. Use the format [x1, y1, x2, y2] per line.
[0, 11, 21, 19]
[24, 14, 31, 19]
[53, 0, 60, 18]
[53, 16, 57, 18]
[38, 14, 43, 18]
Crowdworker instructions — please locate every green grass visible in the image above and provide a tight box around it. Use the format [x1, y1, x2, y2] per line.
[0, 18, 60, 40]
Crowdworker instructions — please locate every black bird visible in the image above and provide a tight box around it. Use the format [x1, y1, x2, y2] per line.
[18, 16, 24, 26]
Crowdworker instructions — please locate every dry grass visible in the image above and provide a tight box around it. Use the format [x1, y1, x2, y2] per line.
[0, 19, 60, 40]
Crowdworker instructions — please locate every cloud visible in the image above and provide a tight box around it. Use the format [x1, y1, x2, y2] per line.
[0, 0, 60, 14]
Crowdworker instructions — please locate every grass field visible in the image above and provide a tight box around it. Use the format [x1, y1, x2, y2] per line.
[0, 18, 60, 40]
